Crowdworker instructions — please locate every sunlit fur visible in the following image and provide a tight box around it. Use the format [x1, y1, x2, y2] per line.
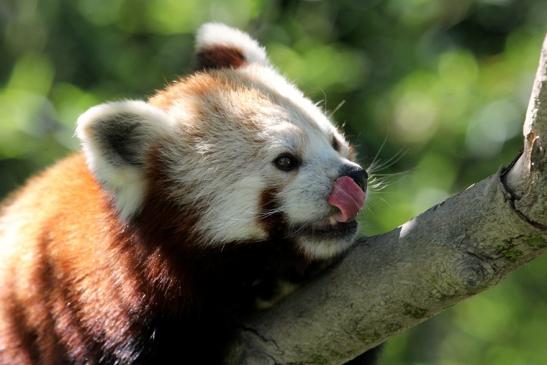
[0, 23, 365, 363]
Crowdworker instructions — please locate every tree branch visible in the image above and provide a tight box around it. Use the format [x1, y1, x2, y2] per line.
[224, 35, 547, 365]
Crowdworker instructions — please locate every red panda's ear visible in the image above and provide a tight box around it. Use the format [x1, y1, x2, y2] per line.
[195, 23, 269, 71]
[76, 101, 174, 220]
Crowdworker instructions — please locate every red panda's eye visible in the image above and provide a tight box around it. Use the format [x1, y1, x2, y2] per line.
[273, 153, 300, 172]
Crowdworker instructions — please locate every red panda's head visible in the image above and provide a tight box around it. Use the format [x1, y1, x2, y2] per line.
[76, 23, 367, 260]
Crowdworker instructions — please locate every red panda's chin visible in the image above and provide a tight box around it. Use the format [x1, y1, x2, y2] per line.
[291, 219, 358, 240]
[295, 229, 359, 260]
[289, 218, 360, 260]
[288, 209, 360, 238]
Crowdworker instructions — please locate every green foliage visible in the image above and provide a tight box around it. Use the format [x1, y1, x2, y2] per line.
[0, 0, 545, 363]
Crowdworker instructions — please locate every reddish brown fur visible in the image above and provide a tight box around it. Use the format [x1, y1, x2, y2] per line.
[0, 154, 190, 363]
[149, 72, 268, 139]
[0, 153, 193, 362]
[149, 73, 221, 111]
[0, 155, 127, 363]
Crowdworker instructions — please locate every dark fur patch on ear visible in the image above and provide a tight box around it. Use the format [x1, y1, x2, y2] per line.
[95, 114, 146, 167]
[196, 45, 246, 71]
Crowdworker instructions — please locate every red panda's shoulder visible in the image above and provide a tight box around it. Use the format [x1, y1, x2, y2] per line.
[0, 154, 150, 364]
[1, 153, 110, 229]
[0, 152, 121, 295]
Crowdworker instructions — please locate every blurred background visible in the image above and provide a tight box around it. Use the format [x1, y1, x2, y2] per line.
[0, 0, 545, 363]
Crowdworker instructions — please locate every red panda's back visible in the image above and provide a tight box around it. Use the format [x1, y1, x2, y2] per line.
[0, 153, 108, 282]
[0, 153, 138, 364]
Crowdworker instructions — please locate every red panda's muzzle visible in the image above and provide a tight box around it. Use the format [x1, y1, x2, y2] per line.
[328, 176, 366, 223]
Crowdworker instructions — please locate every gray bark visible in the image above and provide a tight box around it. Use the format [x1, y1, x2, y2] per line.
[224, 35, 547, 365]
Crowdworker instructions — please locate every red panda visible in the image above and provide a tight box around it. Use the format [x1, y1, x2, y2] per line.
[0, 23, 367, 364]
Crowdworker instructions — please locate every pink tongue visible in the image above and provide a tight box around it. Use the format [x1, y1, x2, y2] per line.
[328, 176, 366, 223]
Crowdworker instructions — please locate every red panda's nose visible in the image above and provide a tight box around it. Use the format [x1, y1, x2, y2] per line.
[339, 164, 368, 192]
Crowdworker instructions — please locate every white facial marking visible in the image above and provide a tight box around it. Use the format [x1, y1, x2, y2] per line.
[295, 234, 358, 259]
[201, 175, 268, 244]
